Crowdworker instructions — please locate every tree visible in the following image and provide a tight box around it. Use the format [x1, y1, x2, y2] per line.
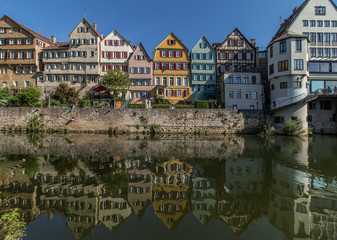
[52, 83, 79, 105]
[0, 89, 10, 107]
[14, 86, 42, 107]
[101, 69, 130, 98]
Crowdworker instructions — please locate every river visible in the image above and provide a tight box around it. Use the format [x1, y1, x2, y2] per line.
[0, 134, 336, 240]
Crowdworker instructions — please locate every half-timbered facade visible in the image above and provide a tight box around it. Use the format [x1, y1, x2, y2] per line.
[0, 15, 50, 90]
[128, 43, 154, 104]
[215, 29, 263, 109]
[153, 33, 191, 104]
[190, 36, 217, 102]
[100, 30, 134, 75]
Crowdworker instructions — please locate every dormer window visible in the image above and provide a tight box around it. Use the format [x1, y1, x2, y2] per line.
[167, 39, 175, 45]
[315, 6, 326, 15]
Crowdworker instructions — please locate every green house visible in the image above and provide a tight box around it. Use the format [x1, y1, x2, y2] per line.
[190, 36, 218, 102]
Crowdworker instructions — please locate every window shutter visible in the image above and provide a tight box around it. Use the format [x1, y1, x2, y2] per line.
[102, 52, 105, 58]
[20, 67, 23, 74]
[118, 65, 121, 70]
[105, 40, 107, 46]
[28, 67, 31, 74]
[167, 40, 170, 45]
[166, 90, 168, 96]
[160, 51, 163, 57]
[173, 40, 176, 44]
[166, 51, 169, 57]
[243, 53, 246, 59]
[160, 63, 162, 70]
[125, 65, 128, 72]
[181, 63, 184, 69]
[102, 65, 105, 71]
[173, 51, 176, 57]
[122, 40, 125, 46]
[173, 63, 176, 70]
[153, 62, 156, 69]
[110, 51, 113, 59]
[125, 52, 128, 58]
[118, 52, 121, 59]
[109, 64, 113, 70]
[116, 40, 119, 46]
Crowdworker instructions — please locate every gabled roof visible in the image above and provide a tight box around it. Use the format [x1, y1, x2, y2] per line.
[103, 30, 135, 50]
[131, 42, 152, 61]
[268, 30, 308, 47]
[270, 1, 309, 43]
[1, 15, 51, 44]
[69, 18, 103, 39]
[191, 35, 215, 52]
[155, 32, 188, 51]
[215, 28, 256, 50]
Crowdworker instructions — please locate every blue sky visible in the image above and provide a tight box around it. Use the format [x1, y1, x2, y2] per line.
[1, 0, 308, 55]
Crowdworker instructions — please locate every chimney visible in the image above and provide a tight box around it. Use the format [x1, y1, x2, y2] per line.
[93, 23, 97, 30]
[251, 39, 256, 47]
[51, 36, 56, 45]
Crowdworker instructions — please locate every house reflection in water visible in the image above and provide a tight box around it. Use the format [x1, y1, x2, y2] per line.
[153, 159, 191, 229]
[217, 157, 266, 236]
[126, 159, 154, 218]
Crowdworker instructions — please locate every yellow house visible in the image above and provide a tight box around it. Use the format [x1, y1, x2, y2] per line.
[153, 33, 191, 104]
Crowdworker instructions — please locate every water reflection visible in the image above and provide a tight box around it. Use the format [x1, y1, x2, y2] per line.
[0, 134, 336, 239]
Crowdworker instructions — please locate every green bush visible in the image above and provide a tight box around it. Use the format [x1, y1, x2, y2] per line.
[258, 120, 276, 136]
[14, 86, 42, 107]
[153, 104, 170, 109]
[127, 103, 146, 109]
[195, 100, 209, 109]
[283, 119, 305, 136]
[175, 105, 195, 109]
[27, 115, 43, 132]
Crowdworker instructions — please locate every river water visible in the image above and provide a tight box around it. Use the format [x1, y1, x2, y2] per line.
[0, 134, 336, 240]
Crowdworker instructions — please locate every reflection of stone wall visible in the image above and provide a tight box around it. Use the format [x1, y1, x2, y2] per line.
[0, 134, 245, 160]
[0, 108, 263, 134]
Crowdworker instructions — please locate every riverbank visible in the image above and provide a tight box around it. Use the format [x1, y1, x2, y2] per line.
[0, 108, 263, 134]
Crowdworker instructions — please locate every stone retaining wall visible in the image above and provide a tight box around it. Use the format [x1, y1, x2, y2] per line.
[0, 108, 264, 134]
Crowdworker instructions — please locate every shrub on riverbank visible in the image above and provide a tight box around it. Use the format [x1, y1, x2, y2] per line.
[195, 100, 209, 109]
[127, 103, 146, 109]
[175, 105, 195, 109]
[258, 120, 276, 136]
[283, 119, 305, 136]
[152, 104, 170, 109]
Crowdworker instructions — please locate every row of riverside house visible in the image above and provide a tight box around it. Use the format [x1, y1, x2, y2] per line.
[0, 15, 266, 110]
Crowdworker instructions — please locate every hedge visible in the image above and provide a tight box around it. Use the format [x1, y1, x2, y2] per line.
[175, 105, 195, 109]
[127, 103, 146, 109]
[152, 104, 170, 109]
[195, 100, 209, 109]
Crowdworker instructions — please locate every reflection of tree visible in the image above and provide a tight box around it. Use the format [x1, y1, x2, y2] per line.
[48, 156, 78, 175]
[27, 133, 43, 148]
[100, 170, 129, 194]
[21, 155, 40, 177]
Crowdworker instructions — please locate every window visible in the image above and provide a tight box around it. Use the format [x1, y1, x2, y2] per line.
[303, 20, 308, 27]
[230, 40, 234, 46]
[176, 51, 181, 57]
[332, 48, 337, 57]
[229, 91, 234, 99]
[0, 39, 4, 45]
[333, 21, 337, 27]
[169, 51, 173, 57]
[271, 84, 275, 91]
[332, 33, 337, 42]
[280, 82, 288, 89]
[252, 76, 257, 84]
[155, 77, 160, 85]
[0, 28, 5, 34]
[278, 60, 288, 72]
[243, 76, 248, 84]
[310, 20, 316, 27]
[269, 64, 274, 74]
[229, 52, 234, 59]
[167, 90, 172, 97]
[162, 51, 167, 57]
[169, 77, 174, 86]
[295, 80, 302, 88]
[296, 39, 302, 52]
[169, 63, 174, 70]
[310, 33, 316, 42]
[233, 105, 237, 109]
[252, 92, 257, 99]
[280, 41, 286, 53]
[183, 77, 188, 86]
[294, 59, 304, 70]
[245, 91, 251, 99]
[320, 100, 332, 110]
[303, 32, 309, 39]
[270, 46, 273, 58]
[317, 20, 323, 27]
[236, 91, 241, 99]
[318, 33, 323, 42]
[9, 28, 13, 34]
[236, 75, 241, 84]
[0, 51, 6, 59]
[325, 48, 331, 57]
[228, 75, 233, 83]
[238, 52, 242, 60]
[311, 48, 316, 57]
[162, 77, 167, 85]
[325, 33, 330, 42]
[317, 48, 323, 57]
[183, 63, 188, 70]
[9, 39, 14, 45]
[246, 52, 251, 60]
[315, 6, 326, 15]
[274, 116, 284, 123]
[25, 81, 30, 87]
[325, 20, 330, 27]
[250, 105, 254, 110]
[26, 39, 32, 45]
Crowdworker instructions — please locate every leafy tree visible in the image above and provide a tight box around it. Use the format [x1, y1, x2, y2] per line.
[52, 83, 79, 105]
[0, 89, 11, 107]
[0, 208, 25, 240]
[100, 170, 129, 194]
[49, 156, 78, 175]
[283, 119, 305, 136]
[14, 86, 42, 107]
[101, 69, 130, 98]
[21, 155, 40, 177]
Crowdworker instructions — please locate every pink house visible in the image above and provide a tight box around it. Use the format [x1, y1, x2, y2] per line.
[128, 43, 154, 104]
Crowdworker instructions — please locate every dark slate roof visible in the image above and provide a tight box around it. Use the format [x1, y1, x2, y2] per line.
[43, 42, 69, 50]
